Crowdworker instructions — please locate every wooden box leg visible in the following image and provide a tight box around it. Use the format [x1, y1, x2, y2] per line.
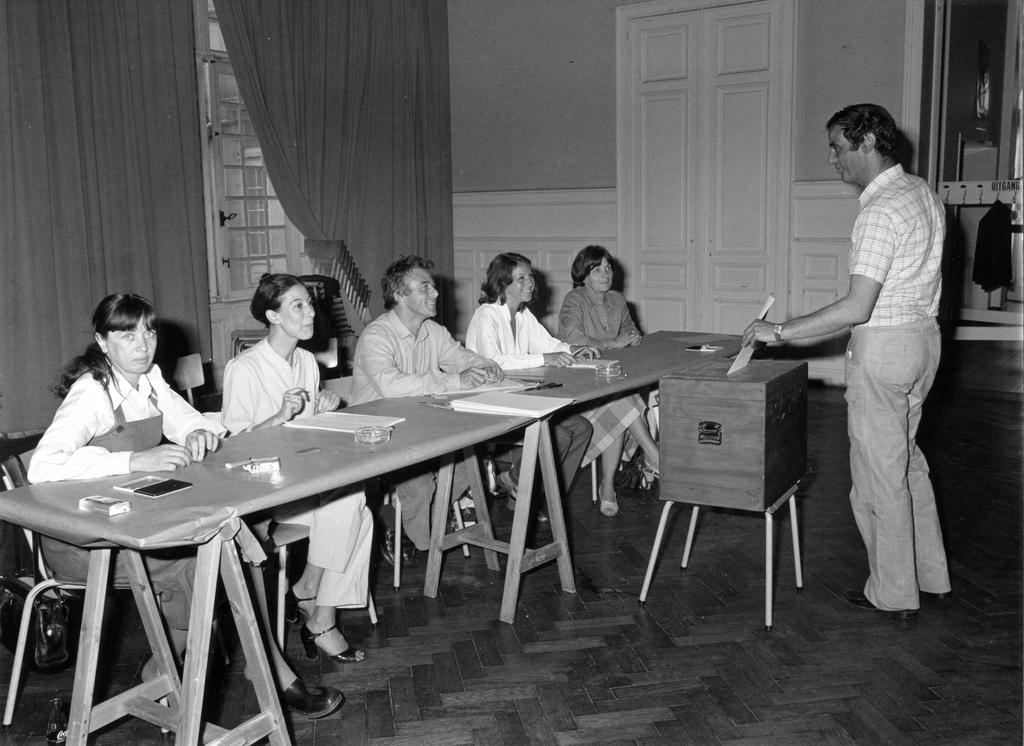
[639, 501, 674, 604]
[790, 496, 803, 589]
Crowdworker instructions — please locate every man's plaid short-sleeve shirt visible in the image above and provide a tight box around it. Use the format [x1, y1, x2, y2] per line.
[850, 164, 945, 326]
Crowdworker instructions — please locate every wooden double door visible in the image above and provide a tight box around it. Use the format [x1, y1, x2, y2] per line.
[617, 0, 794, 335]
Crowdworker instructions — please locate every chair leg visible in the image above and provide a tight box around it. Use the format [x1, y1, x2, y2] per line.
[590, 461, 598, 504]
[639, 501, 674, 604]
[276, 544, 288, 650]
[392, 491, 402, 590]
[366, 591, 378, 626]
[765, 510, 774, 631]
[452, 499, 470, 558]
[680, 506, 700, 569]
[4, 580, 60, 726]
[789, 496, 803, 589]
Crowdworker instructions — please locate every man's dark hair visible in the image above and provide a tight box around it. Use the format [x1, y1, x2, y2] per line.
[827, 103, 900, 160]
[382, 255, 434, 309]
[479, 252, 531, 305]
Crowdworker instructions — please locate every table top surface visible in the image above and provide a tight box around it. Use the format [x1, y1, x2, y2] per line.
[0, 330, 741, 550]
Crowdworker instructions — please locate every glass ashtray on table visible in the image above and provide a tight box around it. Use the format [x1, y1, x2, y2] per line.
[354, 425, 393, 445]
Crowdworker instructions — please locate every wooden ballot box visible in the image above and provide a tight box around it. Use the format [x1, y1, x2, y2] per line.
[659, 360, 807, 511]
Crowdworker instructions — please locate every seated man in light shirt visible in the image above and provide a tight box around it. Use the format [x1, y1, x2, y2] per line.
[350, 255, 503, 565]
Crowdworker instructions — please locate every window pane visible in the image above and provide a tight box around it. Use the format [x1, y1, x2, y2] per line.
[248, 260, 270, 286]
[243, 167, 266, 195]
[221, 137, 242, 166]
[229, 261, 248, 292]
[227, 230, 247, 258]
[269, 256, 288, 274]
[241, 109, 256, 136]
[267, 200, 285, 225]
[224, 169, 244, 197]
[223, 198, 245, 225]
[248, 230, 268, 255]
[247, 200, 268, 227]
[268, 227, 286, 252]
[219, 108, 240, 136]
[242, 138, 263, 166]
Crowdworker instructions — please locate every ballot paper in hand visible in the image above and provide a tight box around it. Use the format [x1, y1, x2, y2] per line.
[727, 293, 775, 375]
[447, 392, 575, 418]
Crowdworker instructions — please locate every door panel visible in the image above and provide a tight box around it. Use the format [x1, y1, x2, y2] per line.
[703, 2, 780, 333]
[620, 0, 792, 336]
[630, 12, 699, 332]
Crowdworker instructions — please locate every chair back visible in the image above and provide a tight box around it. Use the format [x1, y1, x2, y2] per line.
[173, 354, 204, 406]
[0, 453, 51, 582]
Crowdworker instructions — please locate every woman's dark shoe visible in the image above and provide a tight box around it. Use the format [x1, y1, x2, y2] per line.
[300, 623, 365, 663]
[280, 677, 344, 719]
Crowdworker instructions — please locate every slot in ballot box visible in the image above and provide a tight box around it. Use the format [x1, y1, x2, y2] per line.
[659, 359, 808, 511]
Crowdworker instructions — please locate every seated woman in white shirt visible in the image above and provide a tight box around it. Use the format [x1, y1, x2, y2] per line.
[222, 274, 372, 665]
[29, 292, 343, 718]
[465, 253, 597, 507]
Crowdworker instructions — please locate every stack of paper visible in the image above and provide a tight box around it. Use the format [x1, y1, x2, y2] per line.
[429, 379, 529, 397]
[447, 392, 575, 418]
[283, 412, 405, 432]
[569, 359, 617, 370]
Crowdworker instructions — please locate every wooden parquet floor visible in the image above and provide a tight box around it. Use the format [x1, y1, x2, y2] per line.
[1, 350, 1020, 744]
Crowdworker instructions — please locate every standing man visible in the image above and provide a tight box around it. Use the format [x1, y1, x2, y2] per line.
[351, 255, 503, 564]
[742, 104, 951, 619]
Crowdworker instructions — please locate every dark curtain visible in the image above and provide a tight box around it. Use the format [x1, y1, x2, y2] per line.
[0, 0, 210, 433]
[213, 0, 454, 320]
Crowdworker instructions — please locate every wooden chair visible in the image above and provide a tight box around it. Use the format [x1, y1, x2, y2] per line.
[0, 454, 87, 728]
[172, 353, 204, 407]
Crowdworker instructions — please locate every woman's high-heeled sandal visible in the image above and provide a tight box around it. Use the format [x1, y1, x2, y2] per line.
[299, 624, 364, 663]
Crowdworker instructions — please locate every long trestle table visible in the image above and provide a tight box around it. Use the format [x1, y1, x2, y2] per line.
[0, 399, 534, 744]
[0, 330, 740, 742]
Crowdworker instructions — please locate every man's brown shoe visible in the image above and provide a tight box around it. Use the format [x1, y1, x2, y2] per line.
[842, 589, 917, 620]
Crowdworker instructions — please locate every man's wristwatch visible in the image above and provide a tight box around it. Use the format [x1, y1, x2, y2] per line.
[771, 323, 784, 342]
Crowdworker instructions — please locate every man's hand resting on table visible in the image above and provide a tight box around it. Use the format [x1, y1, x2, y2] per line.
[460, 364, 502, 389]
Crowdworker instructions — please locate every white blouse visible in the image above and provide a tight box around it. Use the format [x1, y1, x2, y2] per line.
[28, 364, 225, 483]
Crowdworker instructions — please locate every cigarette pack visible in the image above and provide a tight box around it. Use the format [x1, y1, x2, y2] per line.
[79, 495, 132, 516]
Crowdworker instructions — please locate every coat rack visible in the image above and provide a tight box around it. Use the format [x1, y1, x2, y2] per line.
[939, 178, 1022, 215]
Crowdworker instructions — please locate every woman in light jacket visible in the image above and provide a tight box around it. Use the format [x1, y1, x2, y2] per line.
[558, 245, 661, 515]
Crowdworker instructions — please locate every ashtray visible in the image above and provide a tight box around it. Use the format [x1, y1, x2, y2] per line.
[354, 425, 392, 445]
[594, 361, 622, 378]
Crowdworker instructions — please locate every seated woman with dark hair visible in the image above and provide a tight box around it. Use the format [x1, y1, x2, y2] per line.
[558, 245, 661, 516]
[28, 292, 344, 719]
[222, 273, 371, 665]
[465, 253, 596, 509]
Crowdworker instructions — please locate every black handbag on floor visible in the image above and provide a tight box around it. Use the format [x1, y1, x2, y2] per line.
[0, 521, 82, 673]
[0, 575, 81, 672]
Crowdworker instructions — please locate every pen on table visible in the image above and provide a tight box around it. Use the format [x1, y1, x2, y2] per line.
[418, 400, 451, 410]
